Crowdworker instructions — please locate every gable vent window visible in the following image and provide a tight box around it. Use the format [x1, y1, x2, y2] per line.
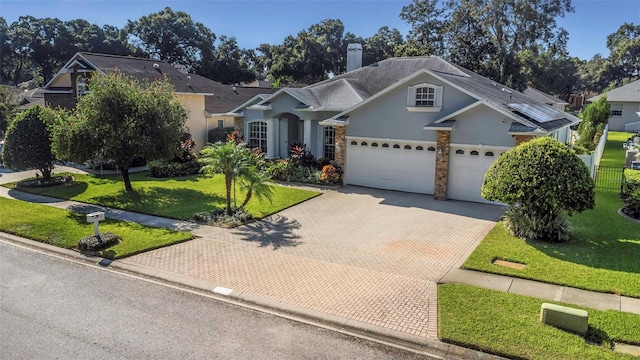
[470, 150, 479, 155]
[427, 146, 435, 151]
[416, 146, 424, 151]
[382, 143, 389, 148]
[361, 141, 368, 146]
[485, 151, 494, 157]
[404, 145, 412, 150]
[371, 142, 378, 147]
[393, 144, 400, 149]
[351, 141, 357, 145]
[407, 84, 443, 112]
[611, 104, 623, 116]
[455, 149, 464, 154]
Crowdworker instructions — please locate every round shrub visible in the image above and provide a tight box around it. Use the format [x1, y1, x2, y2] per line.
[482, 137, 595, 242]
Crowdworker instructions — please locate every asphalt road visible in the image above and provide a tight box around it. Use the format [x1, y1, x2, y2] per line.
[0, 240, 431, 359]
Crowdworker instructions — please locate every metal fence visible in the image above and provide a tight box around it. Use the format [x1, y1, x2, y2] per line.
[593, 166, 625, 193]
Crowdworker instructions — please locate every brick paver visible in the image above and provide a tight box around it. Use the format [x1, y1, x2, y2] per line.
[126, 186, 504, 340]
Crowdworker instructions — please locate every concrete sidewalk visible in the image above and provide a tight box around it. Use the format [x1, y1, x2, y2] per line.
[440, 268, 640, 314]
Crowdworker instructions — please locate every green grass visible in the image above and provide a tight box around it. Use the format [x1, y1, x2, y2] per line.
[0, 197, 192, 259]
[600, 131, 630, 168]
[5, 171, 320, 220]
[439, 284, 640, 360]
[463, 131, 640, 297]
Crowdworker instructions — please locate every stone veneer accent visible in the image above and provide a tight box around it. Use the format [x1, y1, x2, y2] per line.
[434, 130, 451, 200]
[234, 118, 244, 138]
[515, 135, 534, 146]
[334, 126, 346, 169]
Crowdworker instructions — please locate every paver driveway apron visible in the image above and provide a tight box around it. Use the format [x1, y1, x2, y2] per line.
[124, 185, 504, 339]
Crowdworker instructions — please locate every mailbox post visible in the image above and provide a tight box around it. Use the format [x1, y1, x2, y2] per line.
[86, 212, 105, 236]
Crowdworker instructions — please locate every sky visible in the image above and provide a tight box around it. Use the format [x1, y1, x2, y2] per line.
[0, 0, 639, 61]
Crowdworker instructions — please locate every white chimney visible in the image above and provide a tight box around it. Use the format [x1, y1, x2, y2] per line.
[347, 43, 363, 73]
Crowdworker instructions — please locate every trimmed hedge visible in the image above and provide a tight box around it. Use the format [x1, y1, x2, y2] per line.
[148, 160, 200, 178]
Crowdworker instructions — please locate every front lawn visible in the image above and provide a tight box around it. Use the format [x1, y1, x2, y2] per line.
[0, 197, 192, 259]
[5, 171, 320, 220]
[439, 284, 640, 360]
[463, 131, 640, 297]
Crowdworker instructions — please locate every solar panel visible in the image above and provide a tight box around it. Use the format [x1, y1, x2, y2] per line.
[507, 103, 565, 123]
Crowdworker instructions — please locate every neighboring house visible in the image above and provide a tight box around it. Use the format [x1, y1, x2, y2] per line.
[41, 52, 276, 151]
[233, 55, 580, 203]
[523, 86, 569, 111]
[588, 79, 640, 132]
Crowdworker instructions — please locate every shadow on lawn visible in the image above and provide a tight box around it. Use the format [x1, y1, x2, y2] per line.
[90, 187, 225, 214]
[232, 214, 302, 249]
[527, 237, 640, 274]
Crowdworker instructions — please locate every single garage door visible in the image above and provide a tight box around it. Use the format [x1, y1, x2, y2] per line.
[345, 138, 435, 194]
[448, 146, 507, 203]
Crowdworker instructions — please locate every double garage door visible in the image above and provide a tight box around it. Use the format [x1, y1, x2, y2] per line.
[345, 137, 506, 203]
[345, 138, 435, 194]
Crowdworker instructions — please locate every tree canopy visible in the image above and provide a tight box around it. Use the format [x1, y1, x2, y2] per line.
[52, 72, 187, 192]
[2, 105, 56, 179]
[482, 137, 595, 242]
[2, 5, 638, 100]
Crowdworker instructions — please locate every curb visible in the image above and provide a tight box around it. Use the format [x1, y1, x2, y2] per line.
[0, 232, 503, 360]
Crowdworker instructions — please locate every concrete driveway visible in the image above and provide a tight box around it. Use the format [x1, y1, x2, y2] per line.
[123, 185, 505, 340]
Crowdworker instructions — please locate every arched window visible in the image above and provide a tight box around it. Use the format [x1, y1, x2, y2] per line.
[427, 146, 436, 151]
[371, 142, 379, 147]
[404, 145, 412, 150]
[393, 144, 400, 149]
[382, 143, 389, 148]
[455, 149, 464, 154]
[416, 146, 424, 151]
[350, 141, 357, 145]
[485, 151, 494, 157]
[361, 141, 368, 146]
[470, 150, 479, 155]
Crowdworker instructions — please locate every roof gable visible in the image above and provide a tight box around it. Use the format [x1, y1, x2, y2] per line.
[589, 79, 640, 102]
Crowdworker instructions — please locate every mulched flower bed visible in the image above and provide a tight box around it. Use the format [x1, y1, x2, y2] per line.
[17, 175, 74, 188]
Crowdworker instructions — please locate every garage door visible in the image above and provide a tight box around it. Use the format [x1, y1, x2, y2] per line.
[345, 138, 435, 194]
[448, 146, 507, 203]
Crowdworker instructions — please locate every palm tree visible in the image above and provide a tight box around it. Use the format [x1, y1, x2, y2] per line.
[199, 141, 250, 215]
[238, 165, 274, 209]
[199, 141, 273, 216]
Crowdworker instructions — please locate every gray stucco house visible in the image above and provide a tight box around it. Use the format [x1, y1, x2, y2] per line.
[588, 79, 640, 132]
[232, 55, 580, 203]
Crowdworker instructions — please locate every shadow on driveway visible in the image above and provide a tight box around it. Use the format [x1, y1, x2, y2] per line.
[337, 185, 506, 222]
[232, 214, 302, 249]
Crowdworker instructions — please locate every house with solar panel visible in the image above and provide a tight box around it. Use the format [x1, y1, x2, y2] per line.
[232, 46, 580, 203]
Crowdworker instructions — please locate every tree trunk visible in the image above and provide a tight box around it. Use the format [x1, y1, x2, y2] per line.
[121, 167, 133, 192]
[240, 189, 252, 209]
[40, 167, 52, 181]
[225, 174, 233, 215]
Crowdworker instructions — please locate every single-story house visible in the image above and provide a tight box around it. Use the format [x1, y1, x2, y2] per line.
[588, 79, 640, 132]
[41, 52, 276, 151]
[232, 54, 580, 203]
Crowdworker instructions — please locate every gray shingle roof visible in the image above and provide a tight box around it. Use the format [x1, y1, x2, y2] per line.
[588, 79, 640, 102]
[46, 52, 276, 114]
[523, 87, 569, 106]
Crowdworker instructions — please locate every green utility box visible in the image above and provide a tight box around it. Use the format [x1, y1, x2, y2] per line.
[540, 303, 589, 335]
